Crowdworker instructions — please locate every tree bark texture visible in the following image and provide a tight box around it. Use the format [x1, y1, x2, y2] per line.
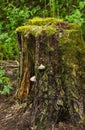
[17, 34, 35, 100]
[16, 19, 85, 129]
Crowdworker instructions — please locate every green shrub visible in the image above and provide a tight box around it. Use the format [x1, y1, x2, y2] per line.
[0, 4, 33, 60]
[0, 69, 12, 95]
[65, 1, 85, 26]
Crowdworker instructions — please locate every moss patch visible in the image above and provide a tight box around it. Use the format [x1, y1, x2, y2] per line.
[16, 25, 57, 37]
[26, 17, 64, 26]
[16, 17, 80, 38]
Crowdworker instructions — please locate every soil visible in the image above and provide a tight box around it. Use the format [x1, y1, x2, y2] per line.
[0, 60, 36, 130]
[0, 61, 84, 130]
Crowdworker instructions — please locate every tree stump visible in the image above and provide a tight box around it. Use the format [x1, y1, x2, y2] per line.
[16, 18, 85, 129]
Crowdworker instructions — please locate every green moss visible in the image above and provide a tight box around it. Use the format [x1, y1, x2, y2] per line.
[26, 17, 64, 26]
[43, 26, 57, 36]
[69, 23, 80, 30]
[16, 18, 66, 37]
[16, 17, 81, 38]
[16, 25, 41, 37]
[16, 25, 57, 37]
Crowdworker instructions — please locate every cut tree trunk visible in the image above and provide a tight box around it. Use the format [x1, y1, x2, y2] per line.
[17, 34, 35, 100]
[16, 18, 85, 129]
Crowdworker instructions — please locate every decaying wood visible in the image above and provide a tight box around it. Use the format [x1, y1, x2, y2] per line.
[17, 36, 31, 100]
[16, 18, 85, 129]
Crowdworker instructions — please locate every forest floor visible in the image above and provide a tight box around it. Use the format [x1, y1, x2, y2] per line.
[0, 61, 84, 130]
[0, 61, 31, 130]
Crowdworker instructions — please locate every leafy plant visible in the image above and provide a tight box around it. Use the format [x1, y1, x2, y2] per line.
[65, 1, 85, 26]
[0, 0, 85, 60]
[0, 3, 34, 60]
[0, 69, 12, 95]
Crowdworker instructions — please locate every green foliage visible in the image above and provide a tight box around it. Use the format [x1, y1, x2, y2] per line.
[65, 1, 85, 26]
[0, 0, 85, 60]
[0, 2, 37, 60]
[0, 69, 12, 95]
[49, 0, 56, 17]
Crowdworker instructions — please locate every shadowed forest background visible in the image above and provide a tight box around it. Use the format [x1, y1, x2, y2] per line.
[0, 0, 85, 130]
[0, 0, 85, 61]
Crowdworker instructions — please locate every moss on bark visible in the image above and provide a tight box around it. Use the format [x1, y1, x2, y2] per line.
[16, 17, 85, 129]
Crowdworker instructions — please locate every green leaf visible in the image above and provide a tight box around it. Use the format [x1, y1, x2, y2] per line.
[0, 70, 5, 77]
[0, 79, 3, 83]
[79, 2, 85, 10]
[2, 85, 11, 94]
[2, 77, 10, 82]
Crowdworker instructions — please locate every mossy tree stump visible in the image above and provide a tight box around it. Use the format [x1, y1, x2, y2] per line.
[16, 18, 85, 129]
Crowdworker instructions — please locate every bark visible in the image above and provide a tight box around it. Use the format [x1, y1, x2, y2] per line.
[17, 34, 36, 100]
[17, 35, 30, 100]
[16, 26, 85, 129]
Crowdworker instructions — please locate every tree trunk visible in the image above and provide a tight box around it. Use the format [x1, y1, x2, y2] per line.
[17, 34, 35, 100]
[16, 18, 85, 129]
